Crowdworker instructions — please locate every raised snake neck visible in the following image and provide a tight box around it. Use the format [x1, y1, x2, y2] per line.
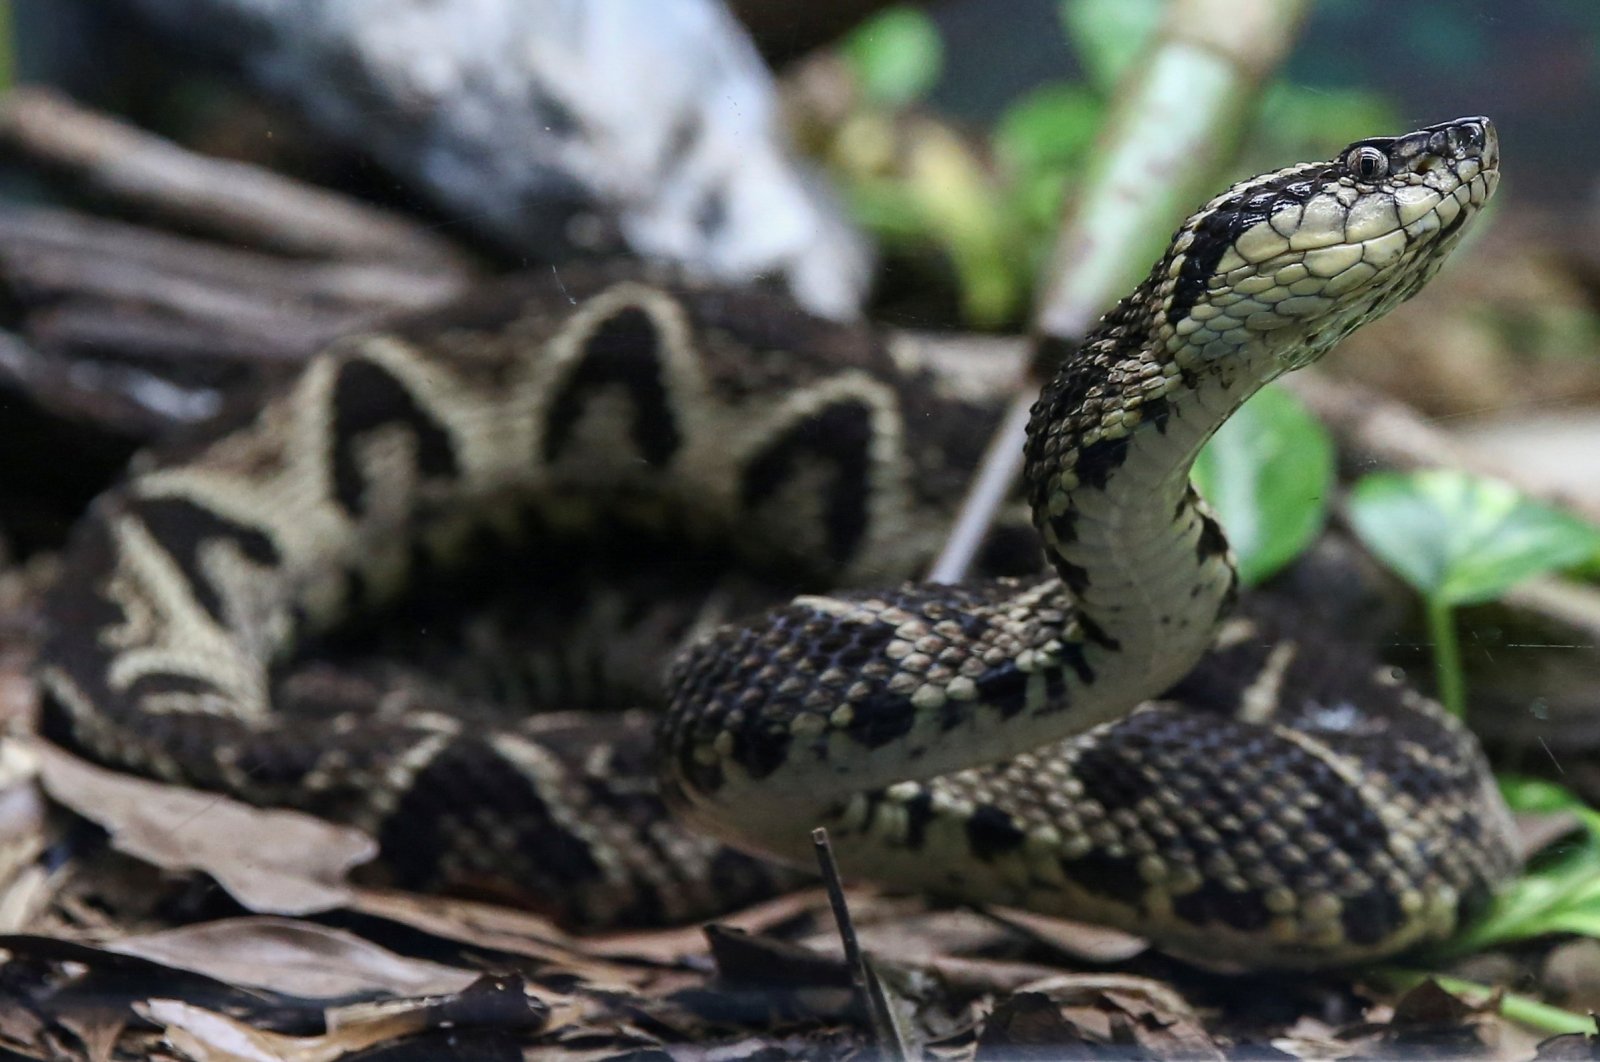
[660, 116, 1512, 966]
[38, 118, 1514, 968]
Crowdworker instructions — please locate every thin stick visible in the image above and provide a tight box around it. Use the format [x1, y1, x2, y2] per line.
[927, 390, 1032, 584]
[813, 827, 867, 987]
[812, 828, 906, 1060]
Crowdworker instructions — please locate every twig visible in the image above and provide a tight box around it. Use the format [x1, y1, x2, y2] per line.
[1, 207, 466, 330]
[0, 87, 472, 272]
[812, 828, 908, 1061]
[928, 389, 1032, 584]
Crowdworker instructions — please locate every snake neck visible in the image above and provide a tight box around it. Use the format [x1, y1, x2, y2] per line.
[1024, 295, 1270, 696]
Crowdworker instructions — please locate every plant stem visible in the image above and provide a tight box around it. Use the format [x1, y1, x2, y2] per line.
[1427, 597, 1466, 718]
[1374, 969, 1597, 1037]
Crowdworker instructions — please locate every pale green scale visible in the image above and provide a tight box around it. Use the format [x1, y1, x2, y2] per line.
[1362, 229, 1410, 268]
[1288, 193, 1348, 250]
[1345, 193, 1402, 242]
[1304, 242, 1364, 278]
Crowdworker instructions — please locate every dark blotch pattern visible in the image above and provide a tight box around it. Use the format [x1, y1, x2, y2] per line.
[1168, 171, 1320, 326]
[1073, 434, 1132, 493]
[331, 357, 459, 517]
[542, 305, 682, 467]
[1196, 512, 1230, 564]
[375, 736, 604, 902]
[740, 400, 875, 566]
[966, 804, 1027, 861]
[1170, 878, 1272, 934]
[133, 496, 281, 623]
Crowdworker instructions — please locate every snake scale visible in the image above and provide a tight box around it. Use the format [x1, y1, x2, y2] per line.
[38, 117, 1515, 968]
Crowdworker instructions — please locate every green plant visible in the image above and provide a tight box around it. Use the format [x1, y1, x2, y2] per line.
[832, 0, 1405, 329]
[1347, 470, 1600, 717]
[841, 4, 943, 107]
[1368, 778, 1600, 1034]
[1190, 385, 1333, 587]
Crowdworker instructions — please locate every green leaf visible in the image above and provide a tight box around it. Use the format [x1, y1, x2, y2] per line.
[1432, 776, 1600, 958]
[993, 83, 1103, 177]
[1059, 0, 1163, 92]
[842, 6, 943, 107]
[1190, 386, 1333, 586]
[1348, 470, 1600, 607]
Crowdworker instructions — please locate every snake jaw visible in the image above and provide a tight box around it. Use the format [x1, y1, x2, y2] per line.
[1159, 116, 1499, 381]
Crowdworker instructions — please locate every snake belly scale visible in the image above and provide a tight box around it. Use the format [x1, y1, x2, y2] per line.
[38, 117, 1515, 968]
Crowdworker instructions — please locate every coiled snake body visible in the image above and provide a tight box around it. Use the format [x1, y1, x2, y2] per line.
[39, 118, 1514, 968]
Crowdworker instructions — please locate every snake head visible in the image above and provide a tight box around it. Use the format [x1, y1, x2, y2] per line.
[1161, 116, 1499, 374]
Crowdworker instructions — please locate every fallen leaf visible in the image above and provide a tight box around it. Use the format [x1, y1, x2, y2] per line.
[983, 905, 1150, 964]
[1536, 1028, 1600, 1059]
[348, 888, 648, 987]
[55, 1005, 127, 1062]
[28, 738, 374, 915]
[140, 998, 423, 1062]
[326, 974, 552, 1035]
[976, 974, 1222, 1061]
[923, 956, 1080, 997]
[0, 739, 51, 932]
[585, 887, 833, 964]
[705, 925, 852, 988]
[108, 917, 477, 999]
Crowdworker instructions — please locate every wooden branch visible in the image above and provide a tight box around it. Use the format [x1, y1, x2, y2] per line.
[1, 207, 467, 330]
[0, 88, 473, 273]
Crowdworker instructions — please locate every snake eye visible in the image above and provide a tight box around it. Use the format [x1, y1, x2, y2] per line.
[1346, 145, 1389, 181]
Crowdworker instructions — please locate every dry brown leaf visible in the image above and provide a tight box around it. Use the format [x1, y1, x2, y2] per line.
[0, 739, 51, 932]
[55, 1006, 127, 1062]
[977, 973, 1221, 1061]
[139, 998, 425, 1062]
[799, 907, 1012, 968]
[108, 916, 477, 999]
[142, 975, 553, 1061]
[923, 956, 1079, 997]
[705, 924, 852, 987]
[1536, 1029, 1600, 1059]
[28, 737, 375, 915]
[0, 994, 48, 1058]
[983, 905, 1150, 964]
[1272, 1015, 1358, 1060]
[583, 886, 834, 964]
[326, 974, 553, 1035]
[347, 888, 649, 987]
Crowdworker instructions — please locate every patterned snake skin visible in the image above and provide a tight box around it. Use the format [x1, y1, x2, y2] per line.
[38, 118, 1516, 968]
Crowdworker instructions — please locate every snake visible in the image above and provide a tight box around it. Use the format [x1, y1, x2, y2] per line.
[36, 117, 1515, 969]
